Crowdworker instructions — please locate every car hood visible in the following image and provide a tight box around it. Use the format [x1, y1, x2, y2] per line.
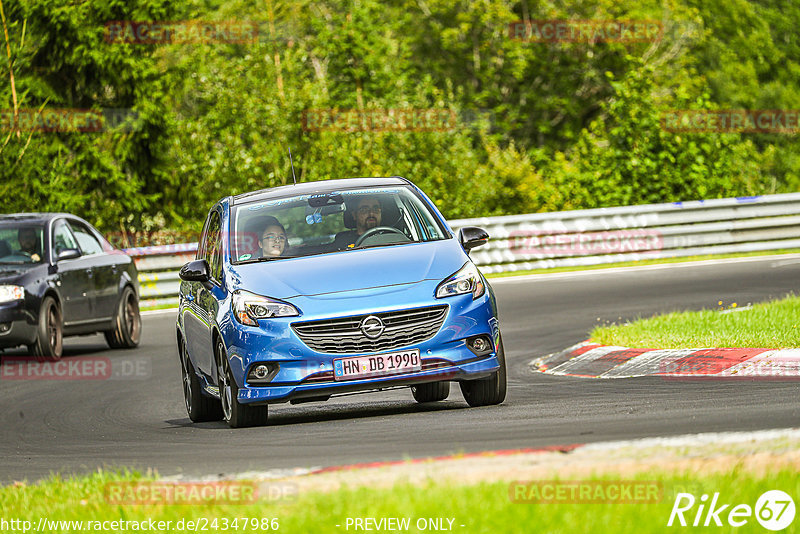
[227, 239, 467, 299]
[0, 266, 31, 284]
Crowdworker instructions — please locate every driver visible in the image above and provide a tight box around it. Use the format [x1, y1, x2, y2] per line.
[18, 227, 41, 262]
[333, 196, 382, 250]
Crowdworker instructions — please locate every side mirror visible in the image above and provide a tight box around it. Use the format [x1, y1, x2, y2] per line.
[56, 248, 81, 261]
[458, 226, 489, 251]
[179, 259, 211, 283]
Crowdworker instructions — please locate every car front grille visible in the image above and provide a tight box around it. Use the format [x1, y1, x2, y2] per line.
[292, 305, 448, 354]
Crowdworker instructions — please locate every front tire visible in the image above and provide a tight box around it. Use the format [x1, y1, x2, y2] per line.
[411, 381, 450, 403]
[217, 340, 268, 428]
[459, 335, 507, 407]
[180, 339, 222, 422]
[31, 296, 63, 361]
[105, 286, 141, 349]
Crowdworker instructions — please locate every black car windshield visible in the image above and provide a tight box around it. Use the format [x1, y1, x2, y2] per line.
[0, 222, 45, 264]
[230, 186, 449, 263]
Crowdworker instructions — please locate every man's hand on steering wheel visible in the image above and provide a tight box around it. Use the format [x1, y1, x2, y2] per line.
[17, 250, 41, 262]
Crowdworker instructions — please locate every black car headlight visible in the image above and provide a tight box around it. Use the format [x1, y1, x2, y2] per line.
[435, 262, 485, 299]
[0, 285, 24, 304]
[232, 290, 299, 326]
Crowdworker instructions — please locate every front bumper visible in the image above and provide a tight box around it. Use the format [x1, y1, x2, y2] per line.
[221, 291, 500, 405]
[0, 302, 37, 348]
[238, 352, 499, 405]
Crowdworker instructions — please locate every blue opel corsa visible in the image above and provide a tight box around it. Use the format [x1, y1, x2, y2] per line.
[177, 177, 506, 427]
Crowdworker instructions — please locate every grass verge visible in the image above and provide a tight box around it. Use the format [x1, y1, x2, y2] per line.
[1, 468, 797, 533]
[591, 294, 800, 349]
[139, 302, 178, 312]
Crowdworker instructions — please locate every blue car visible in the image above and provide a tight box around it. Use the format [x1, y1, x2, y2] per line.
[176, 177, 506, 427]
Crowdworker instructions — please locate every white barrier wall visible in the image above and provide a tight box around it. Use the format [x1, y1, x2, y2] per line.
[130, 193, 800, 306]
[456, 193, 800, 273]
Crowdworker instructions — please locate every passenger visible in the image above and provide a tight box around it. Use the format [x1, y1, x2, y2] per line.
[333, 196, 382, 250]
[17, 227, 41, 262]
[256, 216, 288, 258]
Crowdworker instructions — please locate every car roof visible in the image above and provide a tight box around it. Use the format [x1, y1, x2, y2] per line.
[231, 177, 411, 205]
[0, 213, 73, 223]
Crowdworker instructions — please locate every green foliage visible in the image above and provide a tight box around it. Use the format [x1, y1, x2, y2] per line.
[1, 0, 799, 242]
[554, 63, 766, 208]
[0, 0, 177, 241]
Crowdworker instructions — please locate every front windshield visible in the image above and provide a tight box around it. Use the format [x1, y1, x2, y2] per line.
[0, 223, 45, 264]
[230, 186, 449, 263]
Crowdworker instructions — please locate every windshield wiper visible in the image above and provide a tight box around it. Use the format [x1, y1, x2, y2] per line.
[237, 255, 299, 264]
[255, 255, 299, 262]
[353, 241, 413, 251]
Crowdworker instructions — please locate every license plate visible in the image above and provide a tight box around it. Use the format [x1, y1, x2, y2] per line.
[333, 349, 421, 381]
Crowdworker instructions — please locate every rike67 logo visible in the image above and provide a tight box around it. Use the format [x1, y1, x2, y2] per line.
[668, 490, 795, 530]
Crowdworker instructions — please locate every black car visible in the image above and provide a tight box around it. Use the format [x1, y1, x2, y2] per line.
[0, 213, 141, 360]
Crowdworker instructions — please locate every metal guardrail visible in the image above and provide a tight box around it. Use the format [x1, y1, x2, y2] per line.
[129, 193, 800, 307]
[458, 192, 800, 273]
[129, 246, 198, 308]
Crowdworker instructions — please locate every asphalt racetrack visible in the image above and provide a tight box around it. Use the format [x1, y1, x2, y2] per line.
[1, 255, 799, 483]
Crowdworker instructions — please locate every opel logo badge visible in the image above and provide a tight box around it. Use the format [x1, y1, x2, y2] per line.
[360, 315, 385, 339]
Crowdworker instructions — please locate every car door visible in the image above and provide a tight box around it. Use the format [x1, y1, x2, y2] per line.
[51, 219, 92, 325]
[68, 219, 118, 320]
[182, 214, 209, 371]
[184, 209, 223, 377]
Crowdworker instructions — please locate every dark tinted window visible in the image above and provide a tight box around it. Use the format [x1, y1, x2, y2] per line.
[52, 220, 79, 257]
[197, 211, 212, 261]
[69, 222, 104, 255]
[205, 210, 222, 282]
[0, 223, 45, 264]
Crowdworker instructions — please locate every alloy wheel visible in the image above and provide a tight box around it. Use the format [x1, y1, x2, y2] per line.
[125, 294, 141, 343]
[47, 304, 62, 358]
[218, 344, 233, 421]
[181, 344, 193, 413]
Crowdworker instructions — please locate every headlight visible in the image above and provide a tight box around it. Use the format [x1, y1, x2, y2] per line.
[232, 290, 299, 326]
[435, 262, 485, 299]
[0, 285, 24, 304]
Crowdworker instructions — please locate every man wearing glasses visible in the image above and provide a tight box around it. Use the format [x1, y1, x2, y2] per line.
[333, 196, 382, 250]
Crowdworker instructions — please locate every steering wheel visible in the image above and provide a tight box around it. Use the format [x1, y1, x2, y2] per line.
[354, 226, 409, 247]
[16, 250, 40, 262]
